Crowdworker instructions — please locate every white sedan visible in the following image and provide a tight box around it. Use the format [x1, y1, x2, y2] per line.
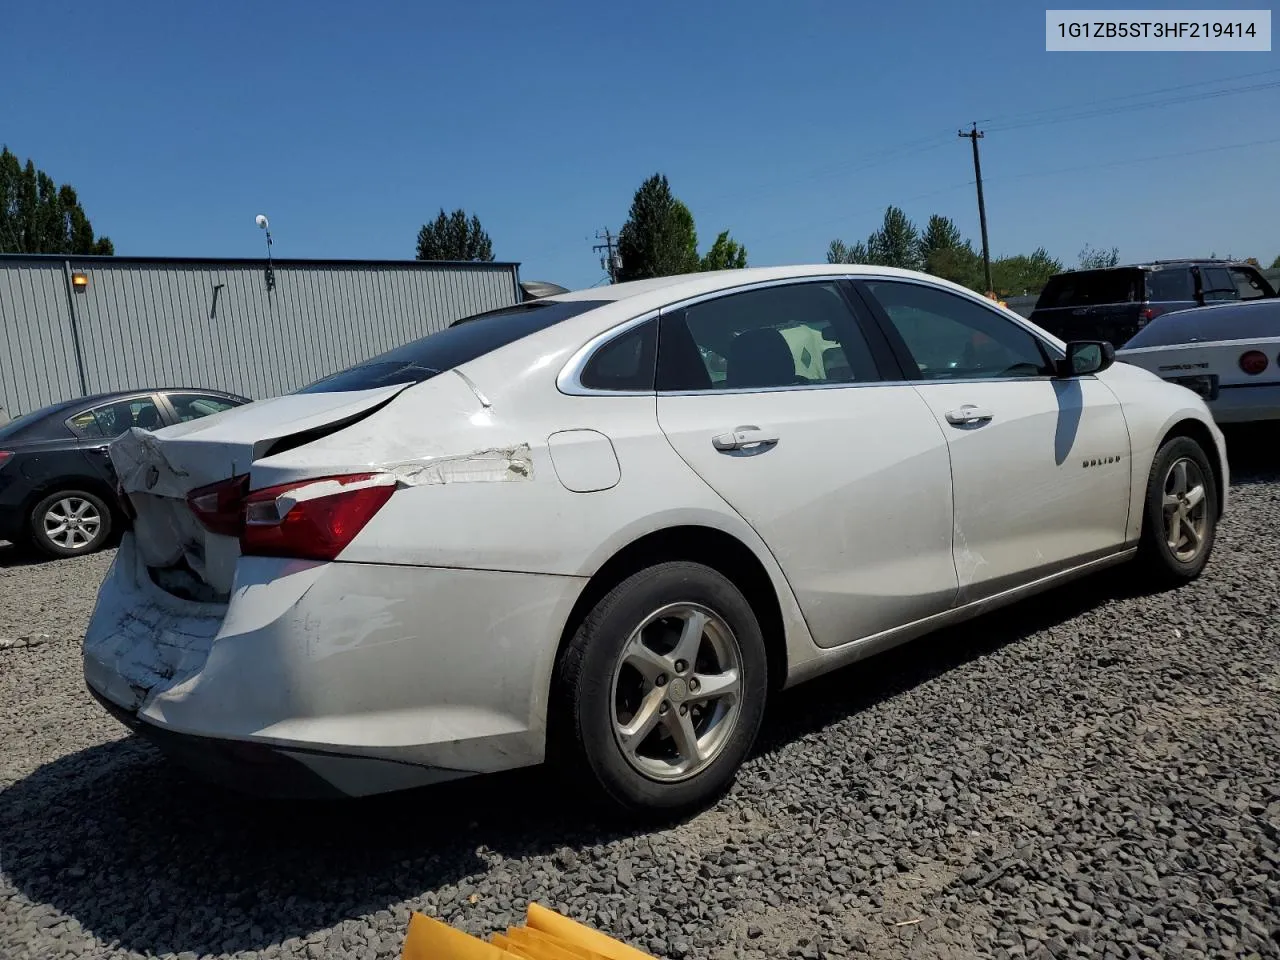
[1117, 298, 1280, 423]
[84, 265, 1228, 814]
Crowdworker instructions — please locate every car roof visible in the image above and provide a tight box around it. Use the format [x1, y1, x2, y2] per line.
[1055, 259, 1254, 275]
[540, 263, 985, 311]
[6, 387, 247, 424]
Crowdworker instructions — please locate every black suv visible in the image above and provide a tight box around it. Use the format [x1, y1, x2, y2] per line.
[1028, 259, 1277, 347]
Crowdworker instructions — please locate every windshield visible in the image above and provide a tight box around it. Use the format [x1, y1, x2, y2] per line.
[1124, 301, 1280, 348]
[1036, 269, 1142, 309]
[298, 299, 609, 394]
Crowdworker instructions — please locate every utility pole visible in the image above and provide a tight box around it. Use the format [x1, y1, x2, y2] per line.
[958, 123, 993, 296]
[593, 228, 621, 284]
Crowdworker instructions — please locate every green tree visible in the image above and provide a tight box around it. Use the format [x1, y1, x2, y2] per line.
[1078, 243, 1119, 270]
[0, 147, 113, 254]
[699, 230, 747, 270]
[991, 247, 1063, 295]
[1271, 254, 1280, 269]
[414, 208, 494, 261]
[826, 238, 870, 264]
[918, 215, 964, 266]
[616, 174, 700, 281]
[927, 243, 986, 290]
[867, 205, 922, 270]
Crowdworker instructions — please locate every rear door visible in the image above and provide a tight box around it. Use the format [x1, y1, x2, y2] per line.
[856, 277, 1132, 602]
[653, 278, 958, 648]
[65, 393, 168, 484]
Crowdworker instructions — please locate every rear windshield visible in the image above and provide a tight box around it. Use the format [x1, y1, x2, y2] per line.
[297, 299, 608, 394]
[1124, 301, 1280, 348]
[0, 402, 73, 440]
[1036, 269, 1142, 309]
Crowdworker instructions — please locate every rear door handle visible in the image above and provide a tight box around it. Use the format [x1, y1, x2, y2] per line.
[712, 426, 779, 451]
[944, 405, 994, 426]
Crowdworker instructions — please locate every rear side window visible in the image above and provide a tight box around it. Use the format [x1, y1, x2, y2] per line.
[1036, 270, 1141, 308]
[80, 396, 163, 436]
[579, 320, 657, 391]
[1200, 267, 1237, 303]
[656, 282, 880, 392]
[1145, 269, 1195, 302]
[299, 299, 609, 394]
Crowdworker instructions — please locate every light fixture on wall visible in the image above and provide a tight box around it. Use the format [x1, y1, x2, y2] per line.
[255, 214, 275, 292]
[71, 272, 89, 292]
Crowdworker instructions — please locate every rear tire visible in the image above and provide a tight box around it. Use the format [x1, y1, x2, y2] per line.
[552, 561, 768, 817]
[29, 489, 113, 558]
[1134, 436, 1217, 586]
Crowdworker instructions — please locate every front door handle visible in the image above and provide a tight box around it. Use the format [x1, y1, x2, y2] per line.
[712, 426, 779, 451]
[944, 405, 994, 426]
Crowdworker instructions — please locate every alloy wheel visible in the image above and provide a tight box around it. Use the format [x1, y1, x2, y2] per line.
[1162, 457, 1208, 563]
[43, 496, 103, 551]
[609, 602, 744, 783]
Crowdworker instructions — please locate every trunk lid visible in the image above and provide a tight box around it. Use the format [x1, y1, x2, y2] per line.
[111, 383, 411, 598]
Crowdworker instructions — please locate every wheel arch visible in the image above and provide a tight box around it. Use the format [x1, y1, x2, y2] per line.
[22, 475, 122, 545]
[1158, 417, 1225, 517]
[553, 525, 790, 698]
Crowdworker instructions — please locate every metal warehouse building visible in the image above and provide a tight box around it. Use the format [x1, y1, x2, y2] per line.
[0, 254, 525, 418]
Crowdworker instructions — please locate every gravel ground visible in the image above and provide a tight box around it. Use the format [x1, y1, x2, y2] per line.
[2, 439, 1279, 960]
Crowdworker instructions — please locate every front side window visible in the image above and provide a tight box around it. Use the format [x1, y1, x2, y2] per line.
[1200, 267, 1237, 302]
[579, 319, 657, 391]
[865, 281, 1054, 380]
[167, 393, 240, 422]
[656, 282, 880, 392]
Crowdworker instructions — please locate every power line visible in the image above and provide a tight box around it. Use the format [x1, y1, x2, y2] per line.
[975, 66, 1280, 128]
[982, 134, 1280, 186]
[984, 80, 1280, 134]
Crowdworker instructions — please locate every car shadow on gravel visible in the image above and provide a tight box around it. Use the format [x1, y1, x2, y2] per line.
[1, 565, 1156, 957]
[0, 733, 653, 956]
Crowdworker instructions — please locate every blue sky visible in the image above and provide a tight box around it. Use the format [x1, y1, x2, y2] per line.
[6, 1, 1278, 288]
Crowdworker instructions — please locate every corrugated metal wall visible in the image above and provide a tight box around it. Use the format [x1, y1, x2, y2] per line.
[0, 257, 520, 417]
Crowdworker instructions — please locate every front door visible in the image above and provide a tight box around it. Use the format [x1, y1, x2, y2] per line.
[857, 278, 1132, 603]
[654, 279, 958, 648]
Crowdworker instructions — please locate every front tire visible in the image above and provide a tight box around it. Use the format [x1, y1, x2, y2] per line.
[29, 489, 113, 558]
[1135, 436, 1218, 586]
[553, 561, 768, 816]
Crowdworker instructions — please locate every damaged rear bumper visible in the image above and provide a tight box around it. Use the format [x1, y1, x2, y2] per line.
[83, 534, 586, 799]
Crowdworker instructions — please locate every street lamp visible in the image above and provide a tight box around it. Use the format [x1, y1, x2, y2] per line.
[255, 214, 275, 292]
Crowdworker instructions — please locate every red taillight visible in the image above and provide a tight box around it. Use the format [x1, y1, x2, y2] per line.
[1139, 305, 1163, 326]
[0, 450, 12, 470]
[240, 473, 395, 561]
[187, 475, 250, 537]
[1239, 350, 1269, 375]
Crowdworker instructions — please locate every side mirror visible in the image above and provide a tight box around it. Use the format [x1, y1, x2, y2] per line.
[1056, 340, 1115, 378]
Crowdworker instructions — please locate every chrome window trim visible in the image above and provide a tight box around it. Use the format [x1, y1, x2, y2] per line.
[556, 309, 661, 398]
[557, 272, 1078, 398]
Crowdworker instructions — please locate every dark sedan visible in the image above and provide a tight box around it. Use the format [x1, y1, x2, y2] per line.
[0, 388, 249, 557]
